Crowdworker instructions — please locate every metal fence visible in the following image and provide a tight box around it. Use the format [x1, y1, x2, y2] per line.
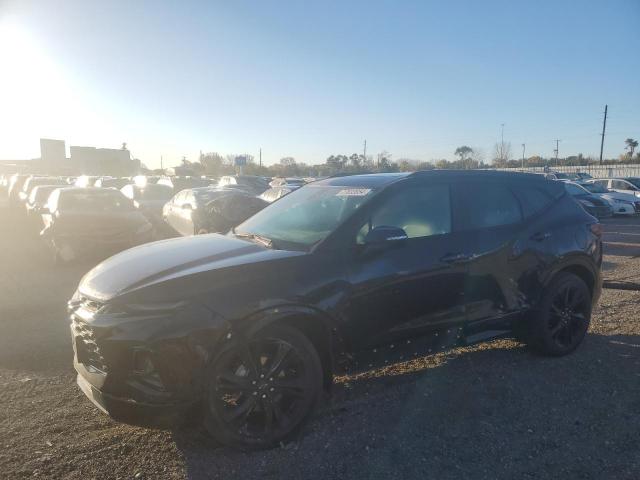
[496, 164, 640, 178]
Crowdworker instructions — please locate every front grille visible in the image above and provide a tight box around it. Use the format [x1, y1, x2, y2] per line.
[71, 313, 108, 373]
[634, 201, 640, 213]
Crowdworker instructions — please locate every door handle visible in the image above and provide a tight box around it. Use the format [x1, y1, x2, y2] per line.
[530, 231, 552, 242]
[440, 252, 473, 264]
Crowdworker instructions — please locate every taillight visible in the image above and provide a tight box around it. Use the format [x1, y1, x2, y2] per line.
[590, 223, 603, 238]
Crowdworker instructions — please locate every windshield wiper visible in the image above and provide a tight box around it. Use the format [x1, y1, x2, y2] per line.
[233, 231, 274, 248]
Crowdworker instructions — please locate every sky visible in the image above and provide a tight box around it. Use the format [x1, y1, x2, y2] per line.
[0, 0, 638, 169]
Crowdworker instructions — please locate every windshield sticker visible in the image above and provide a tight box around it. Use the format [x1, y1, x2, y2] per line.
[336, 188, 371, 197]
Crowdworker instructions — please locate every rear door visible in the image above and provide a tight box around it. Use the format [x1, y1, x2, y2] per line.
[343, 180, 469, 348]
[451, 180, 526, 324]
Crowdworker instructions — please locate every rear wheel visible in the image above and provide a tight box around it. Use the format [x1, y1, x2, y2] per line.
[524, 272, 592, 356]
[204, 324, 323, 449]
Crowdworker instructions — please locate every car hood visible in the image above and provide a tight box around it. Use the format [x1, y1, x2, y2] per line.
[600, 191, 637, 203]
[79, 234, 303, 302]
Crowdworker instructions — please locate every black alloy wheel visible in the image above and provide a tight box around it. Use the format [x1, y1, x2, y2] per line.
[526, 272, 592, 356]
[204, 324, 322, 449]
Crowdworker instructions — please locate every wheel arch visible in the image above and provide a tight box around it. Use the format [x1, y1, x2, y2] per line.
[233, 305, 338, 392]
[557, 263, 596, 298]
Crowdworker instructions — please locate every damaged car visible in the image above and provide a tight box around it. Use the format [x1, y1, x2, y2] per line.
[42, 187, 153, 263]
[69, 171, 602, 449]
[163, 188, 267, 236]
[120, 182, 174, 225]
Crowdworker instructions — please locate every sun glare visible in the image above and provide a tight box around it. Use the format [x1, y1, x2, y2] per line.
[0, 20, 80, 156]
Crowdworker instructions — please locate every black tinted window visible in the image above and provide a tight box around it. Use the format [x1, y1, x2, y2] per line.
[459, 183, 522, 229]
[357, 185, 451, 243]
[514, 185, 554, 217]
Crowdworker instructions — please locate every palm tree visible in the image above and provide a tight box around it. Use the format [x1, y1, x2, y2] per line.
[625, 138, 638, 159]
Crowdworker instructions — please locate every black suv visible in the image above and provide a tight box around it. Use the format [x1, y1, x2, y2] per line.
[69, 171, 602, 448]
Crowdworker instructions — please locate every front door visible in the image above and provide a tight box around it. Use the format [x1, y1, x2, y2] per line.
[343, 182, 468, 349]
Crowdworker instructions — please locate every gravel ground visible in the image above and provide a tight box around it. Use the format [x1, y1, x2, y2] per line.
[0, 209, 639, 480]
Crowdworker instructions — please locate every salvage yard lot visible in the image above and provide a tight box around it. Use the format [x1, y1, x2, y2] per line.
[1, 210, 639, 479]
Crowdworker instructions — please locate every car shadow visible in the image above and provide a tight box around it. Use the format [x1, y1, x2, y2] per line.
[171, 332, 640, 480]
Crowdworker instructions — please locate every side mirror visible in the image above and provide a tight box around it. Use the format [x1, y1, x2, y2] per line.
[363, 225, 408, 244]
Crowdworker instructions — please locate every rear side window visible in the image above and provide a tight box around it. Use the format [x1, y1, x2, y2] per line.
[612, 180, 634, 190]
[457, 183, 522, 230]
[514, 185, 554, 217]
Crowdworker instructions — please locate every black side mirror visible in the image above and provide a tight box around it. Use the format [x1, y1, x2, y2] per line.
[364, 225, 408, 244]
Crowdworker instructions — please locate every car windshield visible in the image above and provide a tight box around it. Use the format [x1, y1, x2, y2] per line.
[583, 183, 608, 194]
[59, 191, 134, 212]
[564, 183, 589, 196]
[194, 189, 230, 203]
[234, 185, 374, 248]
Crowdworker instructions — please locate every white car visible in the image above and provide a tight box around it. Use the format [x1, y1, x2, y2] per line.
[589, 178, 640, 198]
[581, 181, 638, 215]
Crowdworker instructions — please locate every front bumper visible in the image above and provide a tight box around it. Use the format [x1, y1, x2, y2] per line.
[585, 205, 613, 219]
[76, 370, 195, 422]
[69, 295, 227, 420]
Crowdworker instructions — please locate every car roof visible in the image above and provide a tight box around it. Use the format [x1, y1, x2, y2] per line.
[315, 170, 548, 188]
[58, 187, 120, 195]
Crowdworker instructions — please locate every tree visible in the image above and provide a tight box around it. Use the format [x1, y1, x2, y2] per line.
[199, 152, 227, 175]
[492, 142, 512, 167]
[454, 146, 473, 169]
[625, 138, 638, 159]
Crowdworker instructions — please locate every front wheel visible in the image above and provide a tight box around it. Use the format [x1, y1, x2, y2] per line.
[204, 324, 323, 449]
[524, 272, 592, 356]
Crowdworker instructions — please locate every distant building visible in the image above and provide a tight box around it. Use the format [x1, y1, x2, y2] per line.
[40, 139, 68, 173]
[70, 145, 139, 176]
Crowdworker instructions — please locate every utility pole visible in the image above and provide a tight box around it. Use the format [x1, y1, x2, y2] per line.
[499, 123, 506, 162]
[363, 140, 367, 160]
[160, 155, 163, 171]
[259, 148, 262, 167]
[599, 104, 608, 165]
[521, 143, 526, 169]
[554, 139, 561, 167]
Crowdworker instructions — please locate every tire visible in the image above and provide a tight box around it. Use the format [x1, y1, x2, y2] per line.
[524, 272, 592, 356]
[204, 324, 323, 449]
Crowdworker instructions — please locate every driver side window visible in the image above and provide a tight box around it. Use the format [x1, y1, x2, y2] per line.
[356, 184, 452, 244]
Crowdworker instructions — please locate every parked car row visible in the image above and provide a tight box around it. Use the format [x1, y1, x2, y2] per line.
[2, 172, 308, 263]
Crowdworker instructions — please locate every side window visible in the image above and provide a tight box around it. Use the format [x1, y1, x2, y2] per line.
[514, 185, 553, 217]
[356, 185, 451, 243]
[459, 183, 522, 230]
[612, 180, 631, 190]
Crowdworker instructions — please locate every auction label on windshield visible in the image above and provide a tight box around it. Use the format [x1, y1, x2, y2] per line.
[336, 188, 371, 196]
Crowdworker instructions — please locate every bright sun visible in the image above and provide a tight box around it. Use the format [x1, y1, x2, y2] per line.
[0, 19, 78, 157]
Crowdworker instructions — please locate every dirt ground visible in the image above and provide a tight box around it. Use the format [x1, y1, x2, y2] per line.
[0, 206, 639, 480]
